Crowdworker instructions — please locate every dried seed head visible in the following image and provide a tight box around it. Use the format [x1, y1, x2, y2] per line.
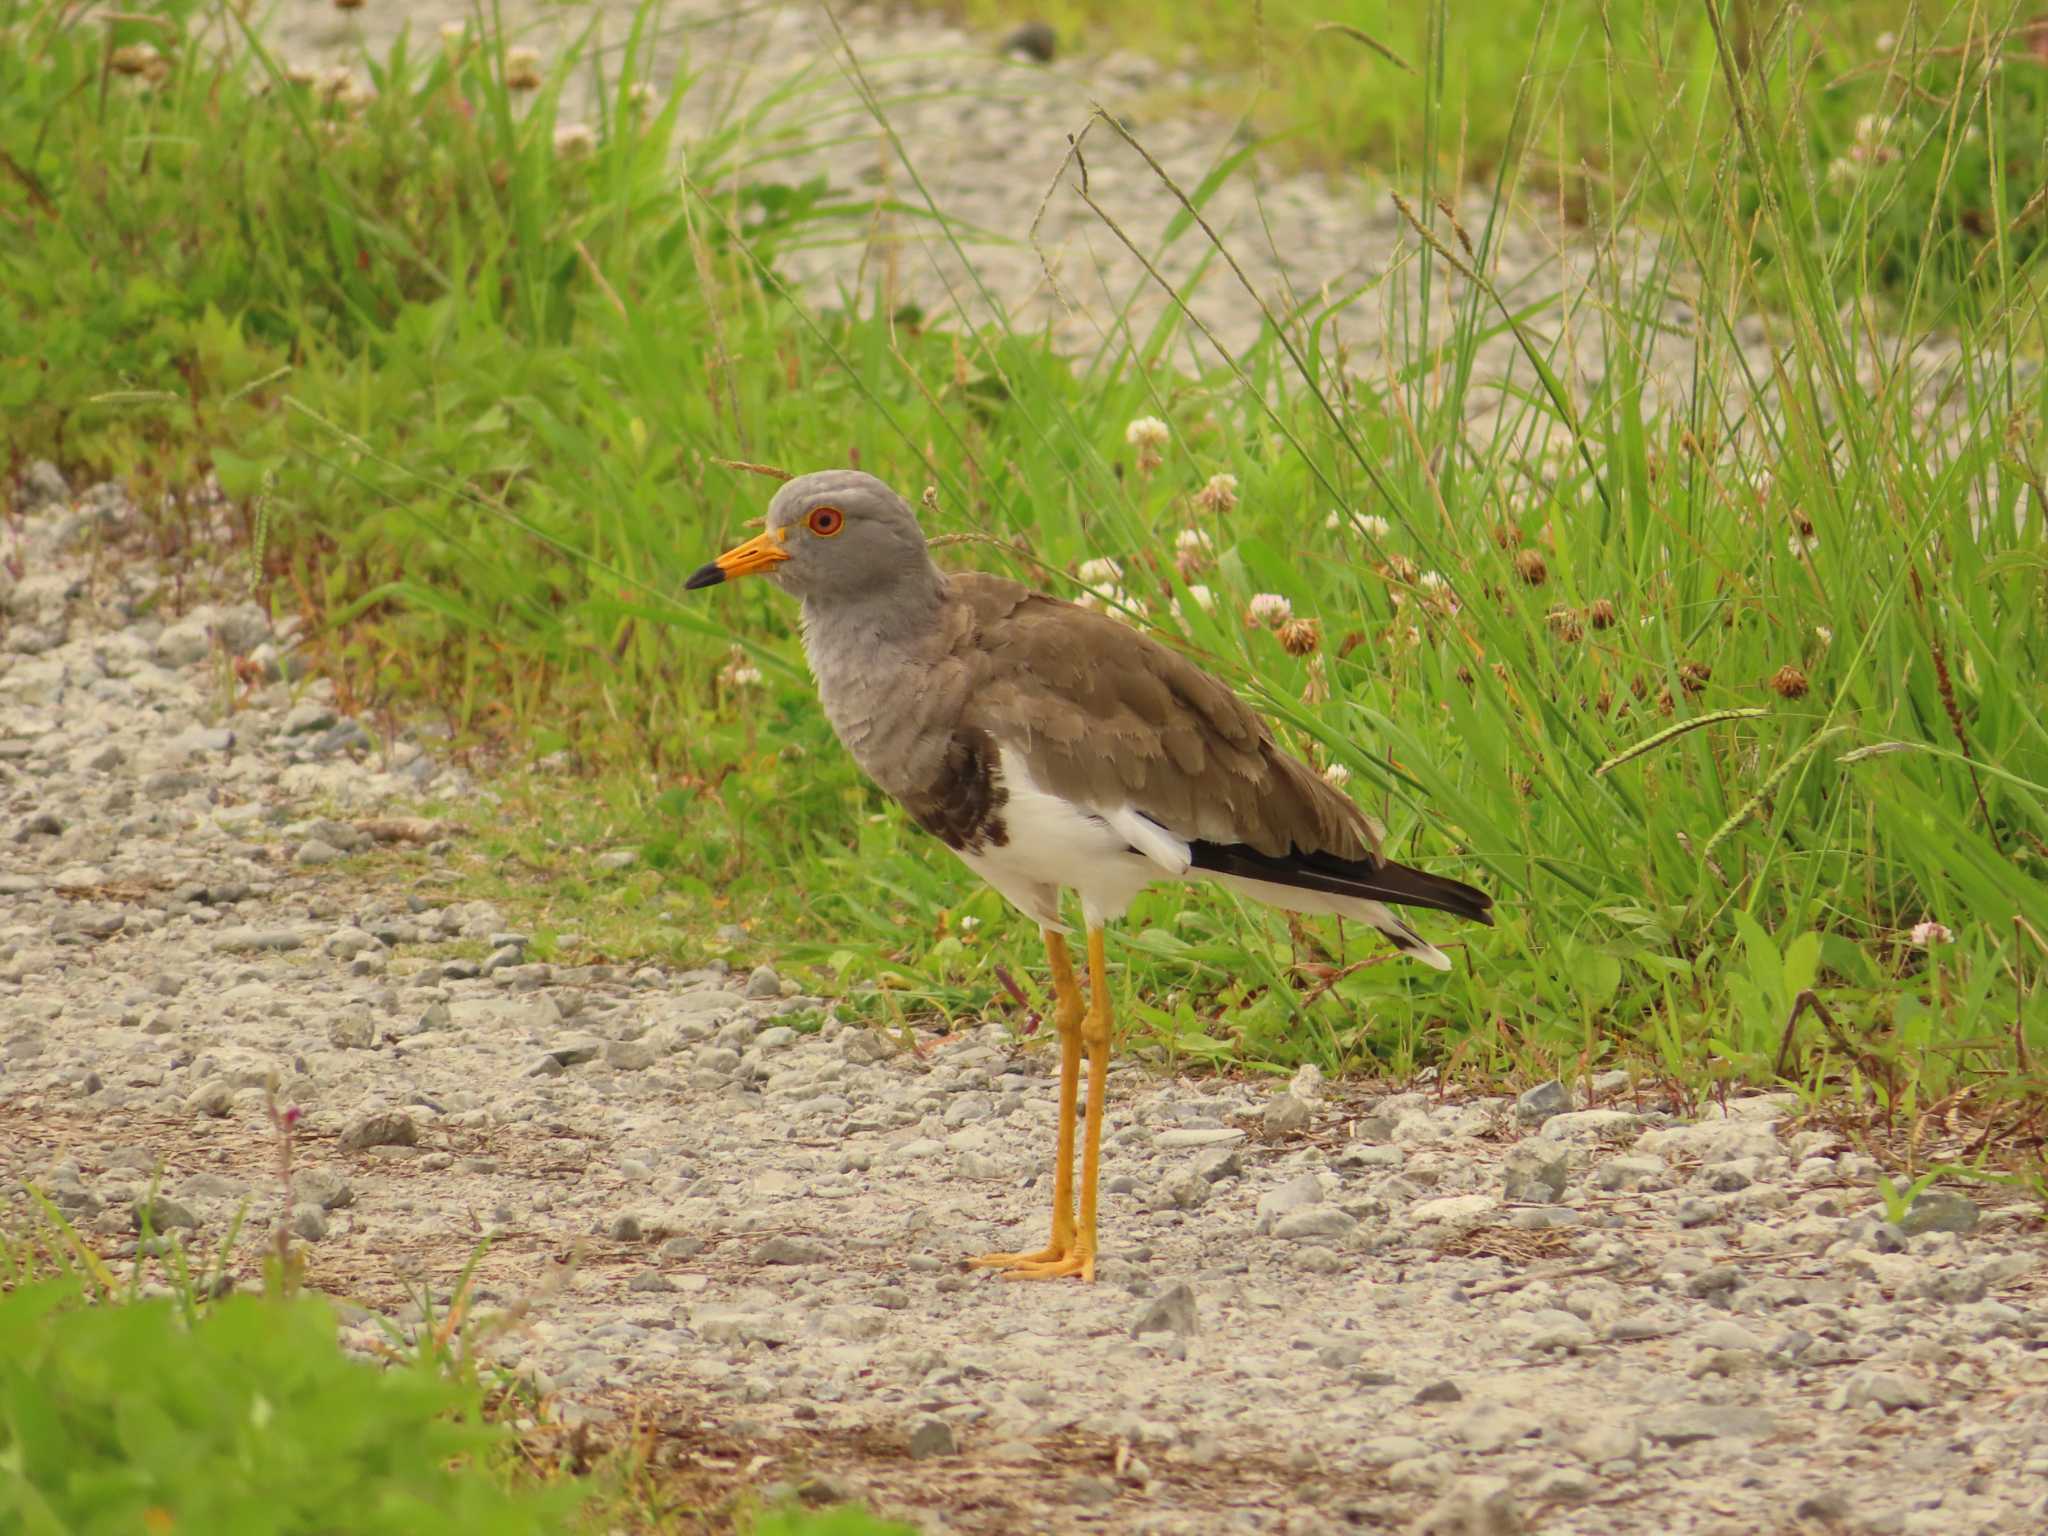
[334, 0, 366, 11]
[1455, 665, 1475, 688]
[1277, 618, 1323, 657]
[1492, 521, 1525, 549]
[1630, 673, 1650, 700]
[1381, 553, 1419, 585]
[1770, 665, 1809, 700]
[1588, 597, 1617, 630]
[1513, 548, 1548, 585]
[553, 122, 596, 158]
[922, 485, 940, 516]
[1194, 473, 1239, 514]
[1595, 687, 1614, 715]
[1679, 660, 1711, 696]
[1547, 606, 1584, 643]
[1301, 654, 1330, 705]
[110, 44, 160, 76]
[1657, 687, 1676, 716]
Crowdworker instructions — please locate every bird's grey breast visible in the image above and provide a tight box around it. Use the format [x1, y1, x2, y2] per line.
[801, 595, 1007, 854]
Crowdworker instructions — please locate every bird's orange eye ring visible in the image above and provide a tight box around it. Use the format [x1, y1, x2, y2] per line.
[807, 506, 844, 537]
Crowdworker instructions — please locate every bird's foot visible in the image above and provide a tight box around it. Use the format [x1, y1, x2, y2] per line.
[965, 1243, 1094, 1282]
[964, 1241, 1067, 1270]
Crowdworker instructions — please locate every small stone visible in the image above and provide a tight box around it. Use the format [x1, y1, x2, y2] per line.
[1130, 1281, 1198, 1338]
[1000, 20, 1056, 62]
[604, 1040, 659, 1071]
[1835, 1369, 1935, 1412]
[1685, 1265, 1740, 1297]
[744, 965, 782, 999]
[1592, 1154, 1666, 1192]
[294, 838, 343, 867]
[1413, 1476, 1525, 1536]
[338, 1109, 418, 1151]
[1502, 1143, 1570, 1203]
[1897, 1189, 1978, 1236]
[1673, 1197, 1718, 1228]
[1262, 1093, 1313, 1136]
[327, 1013, 376, 1050]
[543, 1035, 604, 1067]
[1538, 1109, 1641, 1142]
[291, 1168, 354, 1209]
[908, 1416, 956, 1459]
[1515, 1080, 1570, 1122]
[1641, 1405, 1777, 1445]
[1156, 1128, 1244, 1149]
[1274, 1207, 1357, 1242]
[281, 701, 337, 736]
[18, 460, 70, 511]
[288, 1203, 328, 1241]
[1255, 1172, 1323, 1233]
[185, 1081, 234, 1118]
[1414, 1378, 1464, 1405]
[756, 1235, 834, 1265]
[1195, 1147, 1243, 1183]
[1359, 1435, 1433, 1467]
[594, 849, 638, 870]
[1795, 1491, 1852, 1523]
[608, 1214, 644, 1242]
[957, 1151, 1004, 1180]
[1452, 1403, 1541, 1453]
[133, 1197, 199, 1233]
[1155, 1171, 1210, 1210]
[628, 1270, 675, 1293]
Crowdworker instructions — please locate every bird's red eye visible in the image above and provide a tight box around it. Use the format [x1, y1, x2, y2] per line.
[807, 506, 844, 536]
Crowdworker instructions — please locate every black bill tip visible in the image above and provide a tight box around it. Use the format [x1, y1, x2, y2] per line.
[683, 562, 726, 591]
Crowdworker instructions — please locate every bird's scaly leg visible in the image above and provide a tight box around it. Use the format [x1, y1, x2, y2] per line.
[998, 925, 1108, 1282]
[967, 927, 1083, 1270]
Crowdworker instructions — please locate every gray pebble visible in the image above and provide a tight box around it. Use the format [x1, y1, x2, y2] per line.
[1130, 1281, 1198, 1338]
[338, 1109, 418, 1151]
[908, 1416, 956, 1459]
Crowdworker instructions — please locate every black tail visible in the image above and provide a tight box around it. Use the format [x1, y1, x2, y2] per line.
[1187, 841, 1494, 925]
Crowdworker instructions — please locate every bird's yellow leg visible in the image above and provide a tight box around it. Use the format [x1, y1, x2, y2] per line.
[999, 925, 1109, 1282]
[966, 927, 1083, 1270]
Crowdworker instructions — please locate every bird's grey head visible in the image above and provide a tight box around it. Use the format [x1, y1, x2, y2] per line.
[685, 470, 936, 606]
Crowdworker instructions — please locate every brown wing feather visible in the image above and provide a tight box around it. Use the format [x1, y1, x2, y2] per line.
[945, 573, 1377, 862]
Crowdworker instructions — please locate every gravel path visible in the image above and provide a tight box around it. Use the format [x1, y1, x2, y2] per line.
[7, 472, 2048, 1533]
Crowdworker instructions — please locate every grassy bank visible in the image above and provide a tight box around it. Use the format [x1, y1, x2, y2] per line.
[2, 0, 2044, 1180]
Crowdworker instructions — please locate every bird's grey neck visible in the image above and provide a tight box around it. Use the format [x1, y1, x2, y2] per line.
[802, 569, 944, 678]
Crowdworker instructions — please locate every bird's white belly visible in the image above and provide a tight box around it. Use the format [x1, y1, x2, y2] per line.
[956, 748, 1165, 929]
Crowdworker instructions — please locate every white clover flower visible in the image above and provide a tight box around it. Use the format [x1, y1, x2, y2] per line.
[1909, 920, 1953, 947]
[1195, 473, 1239, 514]
[728, 664, 762, 687]
[1360, 514, 1391, 539]
[1788, 533, 1819, 557]
[1324, 509, 1346, 530]
[1815, 625, 1834, 646]
[1077, 556, 1123, 587]
[506, 46, 543, 90]
[1186, 583, 1215, 612]
[626, 82, 661, 111]
[439, 21, 468, 45]
[1247, 592, 1292, 627]
[1124, 416, 1169, 450]
[1175, 527, 1212, 556]
[1418, 570, 1448, 591]
[1875, 31, 1896, 54]
[959, 914, 980, 932]
[553, 122, 596, 158]
[1321, 762, 1351, 788]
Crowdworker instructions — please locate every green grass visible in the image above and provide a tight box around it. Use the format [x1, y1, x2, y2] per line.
[2, 0, 2045, 1173]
